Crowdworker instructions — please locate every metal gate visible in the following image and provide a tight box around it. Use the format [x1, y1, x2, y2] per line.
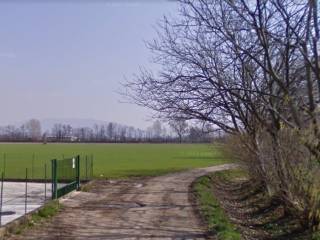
[51, 156, 80, 199]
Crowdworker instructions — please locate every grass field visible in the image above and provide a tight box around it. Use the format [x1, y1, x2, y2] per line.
[0, 143, 228, 179]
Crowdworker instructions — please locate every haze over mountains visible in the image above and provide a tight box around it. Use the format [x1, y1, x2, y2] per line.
[4, 118, 142, 132]
[41, 118, 112, 132]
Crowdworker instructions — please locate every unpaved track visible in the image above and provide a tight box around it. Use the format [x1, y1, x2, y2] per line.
[9, 164, 235, 240]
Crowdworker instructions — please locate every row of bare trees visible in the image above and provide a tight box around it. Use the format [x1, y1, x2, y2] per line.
[125, 0, 320, 230]
[49, 120, 211, 143]
[0, 119, 211, 143]
[0, 119, 41, 141]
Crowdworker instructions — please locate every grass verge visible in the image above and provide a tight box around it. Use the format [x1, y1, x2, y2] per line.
[213, 169, 248, 181]
[193, 175, 241, 240]
[0, 143, 229, 179]
[12, 200, 60, 235]
[313, 232, 320, 240]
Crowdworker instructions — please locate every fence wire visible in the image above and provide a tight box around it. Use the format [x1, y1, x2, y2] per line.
[0, 154, 94, 226]
[0, 169, 51, 226]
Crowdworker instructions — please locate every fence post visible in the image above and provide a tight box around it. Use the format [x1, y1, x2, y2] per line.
[3, 154, 6, 178]
[32, 153, 35, 180]
[25, 168, 28, 216]
[85, 155, 88, 181]
[51, 159, 57, 200]
[76, 155, 80, 190]
[0, 172, 4, 226]
[44, 164, 47, 202]
[91, 155, 94, 179]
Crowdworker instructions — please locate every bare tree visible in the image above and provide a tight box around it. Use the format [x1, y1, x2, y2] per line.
[25, 119, 42, 141]
[51, 124, 72, 141]
[188, 126, 210, 143]
[107, 122, 115, 141]
[169, 119, 188, 143]
[120, 126, 127, 142]
[73, 127, 93, 142]
[93, 124, 106, 142]
[124, 0, 320, 229]
[153, 120, 162, 139]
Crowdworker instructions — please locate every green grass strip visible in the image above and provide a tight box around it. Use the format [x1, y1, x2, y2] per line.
[193, 175, 241, 240]
[0, 143, 230, 179]
[312, 231, 320, 240]
[13, 200, 60, 235]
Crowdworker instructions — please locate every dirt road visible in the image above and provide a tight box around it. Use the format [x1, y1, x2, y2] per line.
[9, 164, 235, 240]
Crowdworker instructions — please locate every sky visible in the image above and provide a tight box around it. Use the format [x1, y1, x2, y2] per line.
[0, 0, 178, 129]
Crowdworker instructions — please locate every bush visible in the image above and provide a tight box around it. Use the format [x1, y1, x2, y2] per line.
[223, 129, 320, 231]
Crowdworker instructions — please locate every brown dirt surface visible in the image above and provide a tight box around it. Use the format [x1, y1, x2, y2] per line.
[7, 164, 236, 240]
[209, 173, 314, 240]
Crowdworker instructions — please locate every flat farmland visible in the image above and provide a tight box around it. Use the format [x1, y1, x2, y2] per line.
[0, 143, 228, 179]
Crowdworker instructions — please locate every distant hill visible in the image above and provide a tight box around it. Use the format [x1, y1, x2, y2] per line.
[41, 118, 110, 132]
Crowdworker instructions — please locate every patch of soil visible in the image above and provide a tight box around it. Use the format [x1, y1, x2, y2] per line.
[208, 174, 313, 240]
[6, 164, 235, 240]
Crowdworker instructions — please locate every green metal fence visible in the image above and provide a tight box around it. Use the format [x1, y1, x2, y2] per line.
[81, 155, 94, 181]
[51, 156, 80, 199]
[0, 153, 94, 199]
[0, 153, 94, 181]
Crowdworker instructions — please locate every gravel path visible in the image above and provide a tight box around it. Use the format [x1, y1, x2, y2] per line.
[9, 164, 235, 240]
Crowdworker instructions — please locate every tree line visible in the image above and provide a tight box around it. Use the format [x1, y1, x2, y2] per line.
[125, 0, 320, 231]
[0, 119, 214, 143]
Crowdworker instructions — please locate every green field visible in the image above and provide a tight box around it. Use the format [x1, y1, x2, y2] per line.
[0, 143, 228, 179]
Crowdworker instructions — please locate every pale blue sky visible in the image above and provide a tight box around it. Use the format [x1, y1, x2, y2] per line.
[0, 0, 178, 129]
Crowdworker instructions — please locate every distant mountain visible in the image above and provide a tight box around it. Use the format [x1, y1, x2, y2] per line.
[41, 118, 110, 132]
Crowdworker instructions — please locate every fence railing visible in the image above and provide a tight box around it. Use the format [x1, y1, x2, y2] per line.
[0, 153, 94, 181]
[0, 154, 94, 226]
[0, 168, 51, 226]
[52, 156, 80, 199]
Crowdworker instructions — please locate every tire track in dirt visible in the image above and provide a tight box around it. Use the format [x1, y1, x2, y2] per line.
[8, 164, 236, 240]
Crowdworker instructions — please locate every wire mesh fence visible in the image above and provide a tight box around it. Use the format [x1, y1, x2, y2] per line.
[0, 169, 51, 226]
[0, 154, 94, 226]
[52, 156, 79, 199]
[0, 153, 51, 181]
[0, 153, 94, 181]
[81, 155, 94, 181]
